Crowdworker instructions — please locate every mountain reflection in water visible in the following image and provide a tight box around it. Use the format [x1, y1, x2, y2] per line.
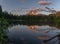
[6, 24, 60, 44]
[27, 25, 38, 29]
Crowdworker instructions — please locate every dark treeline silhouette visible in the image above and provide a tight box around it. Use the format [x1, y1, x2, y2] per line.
[0, 5, 60, 26]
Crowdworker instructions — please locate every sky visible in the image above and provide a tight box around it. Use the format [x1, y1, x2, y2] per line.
[0, 0, 60, 15]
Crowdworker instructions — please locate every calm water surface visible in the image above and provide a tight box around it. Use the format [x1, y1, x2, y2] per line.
[6, 24, 60, 44]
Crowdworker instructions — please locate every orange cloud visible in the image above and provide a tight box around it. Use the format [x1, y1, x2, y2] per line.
[26, 8, 41, 15]
[26, 8, 47, 15]
[26, 7, 56, 15]
[38, 1, 52, 5]
[27, 10, 37, 15]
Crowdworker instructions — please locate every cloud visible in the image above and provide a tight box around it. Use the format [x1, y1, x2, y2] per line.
[27, 10, 37, 15]
[21, 0, 26, 3]
[11, 7, 28, 12]
[45, 7, 51, 10]
[31, 8, 49, 12]
[26, 7, 56, 15]
[45, 7, 56, 14]
[38, 1, 52, 5]
[32, 8, 41, 11]
[26, 8, 44, 15]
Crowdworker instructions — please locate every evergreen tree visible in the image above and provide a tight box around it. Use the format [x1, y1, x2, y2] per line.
[0, 5, 2, 18]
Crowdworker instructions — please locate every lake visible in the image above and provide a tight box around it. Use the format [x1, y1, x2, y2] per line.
[5, 24, 60, 44]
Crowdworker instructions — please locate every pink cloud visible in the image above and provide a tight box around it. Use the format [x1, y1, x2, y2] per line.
[38, 1, 52, 5]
